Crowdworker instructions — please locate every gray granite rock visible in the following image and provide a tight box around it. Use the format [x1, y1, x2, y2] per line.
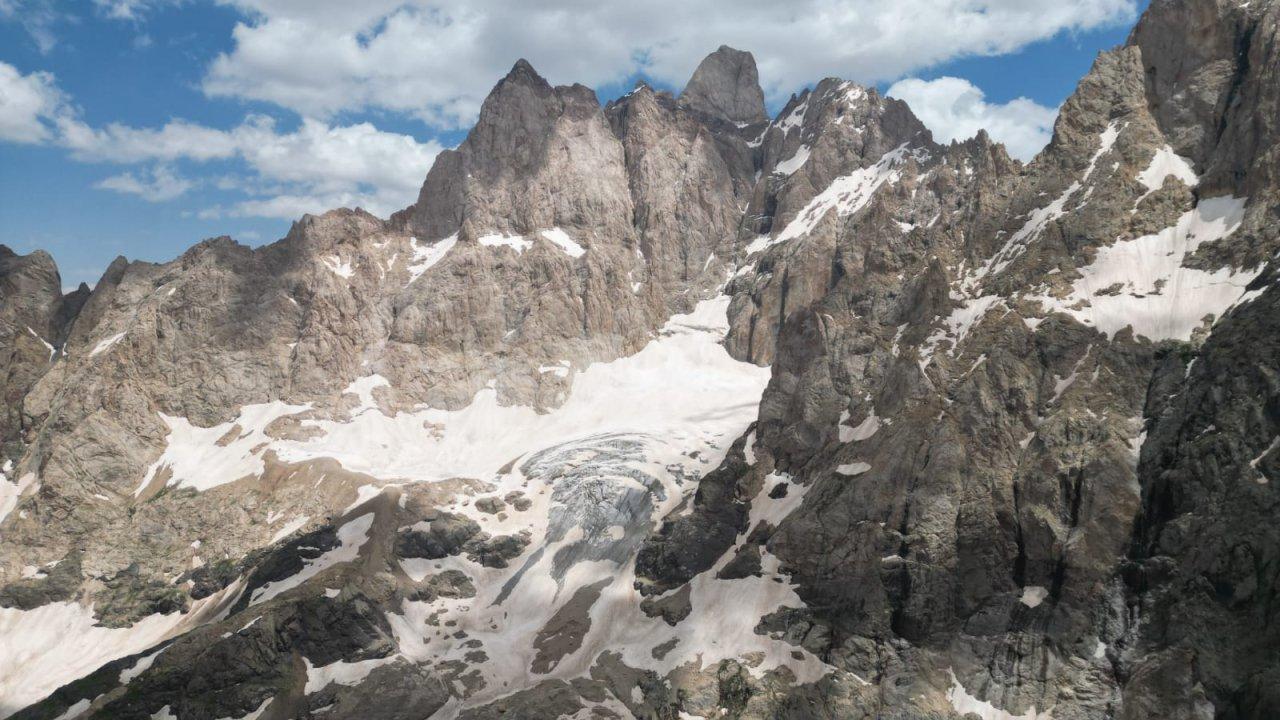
[678, 46, 768, 126]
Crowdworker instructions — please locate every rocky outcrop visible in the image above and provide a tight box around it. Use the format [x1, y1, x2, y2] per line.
[0, 247, 87, 448]
[605, 82, 753, 300]
[723, 78, 948, 365]
[641, 1, 1280, 718]
[677, 45, 768, 127]
[406, 59, 635, 244]
[1120, 268, 1280, 718]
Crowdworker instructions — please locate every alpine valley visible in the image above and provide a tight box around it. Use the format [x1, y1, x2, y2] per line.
[2, 0, 1279, 718]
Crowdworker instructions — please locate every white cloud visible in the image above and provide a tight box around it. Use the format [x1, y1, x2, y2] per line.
[886, 76, 1059, 162]
[0, 0, 61, 53]
[234, 118, 438, 200]
[204, 0, 1135, 128]
[91, 0, 177, 20]
[1, 63, 442, 219]
[68, 115, 443, 217]
[0, 61, 66, 143]
[0, 1, 177, 54]
[96, 164, 195, 201]
[57, 116, 243, 163]
[202, 191, 385, 221]
[194, 117, 442, 218]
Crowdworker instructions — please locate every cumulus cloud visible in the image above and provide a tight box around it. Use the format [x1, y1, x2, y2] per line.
[57, 116, 243, 163]
[203, 0, 1135, 128]
[69, 115, 442, 217]
[1, 62, 441, 218]
[96, 164, 195, 201]
[886, 76, 1059, 162]
[182, 117, 444, 218]
[0, 61, 67, 143]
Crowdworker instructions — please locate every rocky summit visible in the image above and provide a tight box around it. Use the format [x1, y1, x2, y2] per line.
[2, 0, 1279, 718]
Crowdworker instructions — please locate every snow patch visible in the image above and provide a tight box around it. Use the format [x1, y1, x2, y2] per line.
[477, 233, 533, 254]
[838, 410, 880, 443]
[89, 331, 127, 358]
[743, 235, 773, 255]
[51, 699, 91, 720]
[0, 471, 37, 524]
[135, 401, 311, 496]
[765, 144, 914, 250]
[1135, 145, 1197, 205]
[304, 655, 396, 695]
[836, 462, 871, 476]
[920, 294, 1004, 367]
[119, 646, 165, 684]
[538, 360, 571, 378]
[269, 516, 310, 544]
[1032, 196, 1257, 341]
[214, 697, 270, 720]
[539, 228, 586, 258]
[773, 145, 811, 175]
[26, 326, 55, 361]
[749, 472, 809, 529]
[774, 100, 808, 133]
[343, 484, 382, 514]
[407, 234, 457, 286]
[947, 670, 1054, 720]
[249, 513, 374, 606]
[1049, 346, 1091, 405]
[973, 121, 1119, 283]
[321, 255, 354, 279]
[1020, 585, 1049, 608]
[0, 584, 241, 716]
[343, 374, 389, 415]
[1251, 436, 1278, 484]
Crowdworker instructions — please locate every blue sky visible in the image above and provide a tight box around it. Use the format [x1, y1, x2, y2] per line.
[1, 0, 1144, 289]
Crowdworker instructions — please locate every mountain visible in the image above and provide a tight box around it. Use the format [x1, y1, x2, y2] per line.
[1, 0, 1278, 718]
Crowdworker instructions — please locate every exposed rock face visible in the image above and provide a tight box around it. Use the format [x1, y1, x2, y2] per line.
[0, 247, 87, 447]
[2, 1, 1279, 719]
[724, 78, 942, 364]
[605, 81, 756, 298]
[1120, 266, 1280, 719]
[407, 59, 635, 244]
[678, 45, 769, 126]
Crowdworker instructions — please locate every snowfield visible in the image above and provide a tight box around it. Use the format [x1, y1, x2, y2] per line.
[0, 582, 243, 717]
[8, 296, 829, 716]
[1033, 195, 1258, 341]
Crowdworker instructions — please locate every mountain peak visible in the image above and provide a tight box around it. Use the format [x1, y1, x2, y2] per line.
[501, 58, 551, 89]
[679, 45, 767, 125]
